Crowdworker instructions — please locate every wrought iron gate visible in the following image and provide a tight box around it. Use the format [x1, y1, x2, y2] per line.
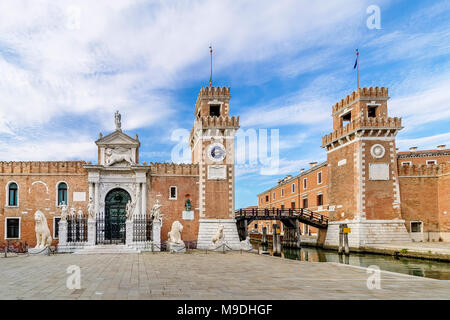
[97, 188, 130, 245]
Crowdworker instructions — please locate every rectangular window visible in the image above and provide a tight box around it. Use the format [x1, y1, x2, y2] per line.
[54, 217, 61, 239]
[317, 172, 322, 184]
[411, 221, 422, 233]
[317, 194, 323, 206]
[169, 186, 177, 199]
[401, 161, 412, 166]
[280, 204, 285, 210]
[265, 195, 269, 202]
[272, 192, 275, 200]
[368, 106, 377, 118]
[342, 111, 351, 125]
[303, 178, 307, 189]
[302, 198, 308, 208]
[426, 160, 437, 165]
[281, 189, 284, 197]
[292, 183, 295, 193]
[291, 201, 295, 209]
[6, 218, 20, 239]
[210, 105, 220, 117]
[9, 189, 17, 206]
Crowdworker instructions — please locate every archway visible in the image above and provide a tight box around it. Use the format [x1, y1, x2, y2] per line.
[103, 188, 131, 244]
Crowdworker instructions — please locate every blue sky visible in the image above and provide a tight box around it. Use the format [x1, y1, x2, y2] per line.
[0, 0, 449, 209]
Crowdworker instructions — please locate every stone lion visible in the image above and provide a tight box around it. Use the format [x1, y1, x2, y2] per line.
[34, 210, 52, 249]
[211, 224, 225, 245]
[105, 147, 134, 166]
[168, 221, 184, 244]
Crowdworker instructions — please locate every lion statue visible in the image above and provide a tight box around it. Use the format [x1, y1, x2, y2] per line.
[211, 224, 225, 246]
[34, 210, 52, 249]
[168, 221, 184, 244]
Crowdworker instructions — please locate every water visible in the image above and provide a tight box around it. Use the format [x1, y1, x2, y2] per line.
[256, 244, 450, 280]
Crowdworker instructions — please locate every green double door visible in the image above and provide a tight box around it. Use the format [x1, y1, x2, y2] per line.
[104, 188, 131, 244]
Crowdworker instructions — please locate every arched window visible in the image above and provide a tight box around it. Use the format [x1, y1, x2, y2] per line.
[58, 182, 68, 205]
[8, 182, 18, 206]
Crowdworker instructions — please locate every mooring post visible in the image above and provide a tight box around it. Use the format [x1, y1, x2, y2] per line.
[262, 227, 267, 245]
[295, 220, 301, 248]
[343, 223, 350, 255]
[338, 224, 343, 255]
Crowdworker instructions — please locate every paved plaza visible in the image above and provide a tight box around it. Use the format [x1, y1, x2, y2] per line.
[0, 251, 449, 300]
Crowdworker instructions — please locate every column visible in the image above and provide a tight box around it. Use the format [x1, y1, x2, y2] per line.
[94, 182, 99, 217]
[87, 182, 96, 246]
[89, 183, 94, 202]
[57, 220, 68, 252]
[141, 183, 147, 216]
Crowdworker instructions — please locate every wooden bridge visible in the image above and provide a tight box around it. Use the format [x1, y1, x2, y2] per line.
[234, 208, 329, 248]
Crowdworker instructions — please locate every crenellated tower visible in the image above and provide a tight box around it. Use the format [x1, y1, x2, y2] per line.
[189, 86, 241, 249]
[321, 87, 411, 247]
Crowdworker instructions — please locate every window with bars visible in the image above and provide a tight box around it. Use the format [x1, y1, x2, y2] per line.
[6, 218, 20, 239]
[169, 186, 177, 199]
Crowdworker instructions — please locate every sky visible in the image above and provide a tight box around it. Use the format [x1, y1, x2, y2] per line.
[0, 0, 449, 209]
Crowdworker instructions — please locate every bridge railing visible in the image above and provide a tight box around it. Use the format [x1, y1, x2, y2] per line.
[234, 208, 328, 226]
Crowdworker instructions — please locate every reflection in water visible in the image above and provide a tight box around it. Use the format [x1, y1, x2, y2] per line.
[255, 244, 450, 280]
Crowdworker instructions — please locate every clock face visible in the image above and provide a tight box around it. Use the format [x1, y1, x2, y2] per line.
[208, 143, 226, 162]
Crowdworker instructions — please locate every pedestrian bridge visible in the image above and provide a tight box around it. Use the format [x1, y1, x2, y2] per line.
[234, 208, 328, 247]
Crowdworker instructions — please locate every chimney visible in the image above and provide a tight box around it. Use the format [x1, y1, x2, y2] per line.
[309, 162, 317, 169]
[300, 168, 305, 173]
[409, 147, 418, 152]
[437, 145, 446, 150]
[278, 179, 282, 185]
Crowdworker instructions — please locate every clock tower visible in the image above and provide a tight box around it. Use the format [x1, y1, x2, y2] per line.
[189, 86, 241, 249]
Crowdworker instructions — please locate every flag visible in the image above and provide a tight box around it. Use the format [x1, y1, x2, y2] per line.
[354, 49, 358, 69]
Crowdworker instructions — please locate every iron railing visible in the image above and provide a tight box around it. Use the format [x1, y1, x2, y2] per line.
[67, 215, 88, 242]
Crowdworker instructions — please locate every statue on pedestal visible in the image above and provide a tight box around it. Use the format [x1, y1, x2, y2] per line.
[125, 199, 136, 221]
[34, 210, 52, 249]
[87, 197, 95, 221]
[150, 199, 162, 223]
[211, 224, 225, 247]
[114, 110, 121, 131]
[168, 221, 184, 245]
[60, 202, 68, 221]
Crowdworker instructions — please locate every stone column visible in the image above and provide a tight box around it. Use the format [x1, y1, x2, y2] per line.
[87, 220, 96, 246]
[94, 182, 99, 217]
[89, 183, 94, 201]
[152, 220, 161, 252]
[141, 183, 147, 216]
[57, 220, 68, 252]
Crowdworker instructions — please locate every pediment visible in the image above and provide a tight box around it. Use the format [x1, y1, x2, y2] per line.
[96, 130, 140, 148]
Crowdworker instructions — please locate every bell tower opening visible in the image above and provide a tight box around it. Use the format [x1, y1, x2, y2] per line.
[210, 105, 221, 117]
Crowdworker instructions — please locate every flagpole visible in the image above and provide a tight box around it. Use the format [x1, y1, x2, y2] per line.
[210, 45, 213, 87]
[356, 49, 359, 90]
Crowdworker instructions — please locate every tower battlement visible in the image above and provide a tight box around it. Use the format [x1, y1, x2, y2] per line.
[332, 87, 389, 114]
[195, 86, 231, 118]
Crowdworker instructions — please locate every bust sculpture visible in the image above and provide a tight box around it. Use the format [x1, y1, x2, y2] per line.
[185, 199, 192, 212]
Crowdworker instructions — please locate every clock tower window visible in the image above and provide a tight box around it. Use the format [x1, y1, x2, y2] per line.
[210, 105, 220, 117]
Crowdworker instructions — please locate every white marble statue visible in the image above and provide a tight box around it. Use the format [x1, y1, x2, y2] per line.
[34, 210, 52, 249]
[114, 110, 121, 131]
[69, 207, 76, 217]
[168, 221, 184, 244]
[211, 224, 225, 246]
[105, 147, 134, 166]
[77, 208, 84, 219]
[150, 199, 162, 223]
[240, 236, 253, 251]
[87, 197, 95, 220]
[125, 198, 136, 221]
[60, 202, 68, 221]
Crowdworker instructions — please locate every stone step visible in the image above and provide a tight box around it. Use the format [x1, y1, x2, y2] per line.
[73, 245, 140, 254]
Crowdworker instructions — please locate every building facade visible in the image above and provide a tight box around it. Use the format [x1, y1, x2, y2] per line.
[256, 87, 449, 246]
[1, 86, 241, 250]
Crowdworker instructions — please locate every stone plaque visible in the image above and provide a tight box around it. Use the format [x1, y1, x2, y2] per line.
[182, 210, 194, 220]
[73, 192, 86, 202]
[207, 165, 227, 180]
[369, 163, 390, 180]
[338, 159, 347, 166]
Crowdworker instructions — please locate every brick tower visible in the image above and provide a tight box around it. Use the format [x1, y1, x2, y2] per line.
[189, 86, 241, 249]
[321, 87, 411, 247]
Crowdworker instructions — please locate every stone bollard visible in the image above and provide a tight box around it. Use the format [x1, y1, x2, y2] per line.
[262, 227, 267, 245]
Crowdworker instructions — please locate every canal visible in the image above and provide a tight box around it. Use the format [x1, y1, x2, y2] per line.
[256, 244, 450, 280]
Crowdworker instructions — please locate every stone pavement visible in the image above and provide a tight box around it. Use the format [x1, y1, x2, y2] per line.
[364, 242, 450, 261]
[0, 251, 449, 300]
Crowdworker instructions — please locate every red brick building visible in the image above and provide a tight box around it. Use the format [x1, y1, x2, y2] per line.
[256, 87, 449, 245]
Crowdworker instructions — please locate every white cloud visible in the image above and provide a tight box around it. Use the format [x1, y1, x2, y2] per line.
[397, 132, 450, 152]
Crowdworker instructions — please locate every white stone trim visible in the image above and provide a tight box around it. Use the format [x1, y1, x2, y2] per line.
[5, 216, 21, 240]
[370, 144, 385, 158]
